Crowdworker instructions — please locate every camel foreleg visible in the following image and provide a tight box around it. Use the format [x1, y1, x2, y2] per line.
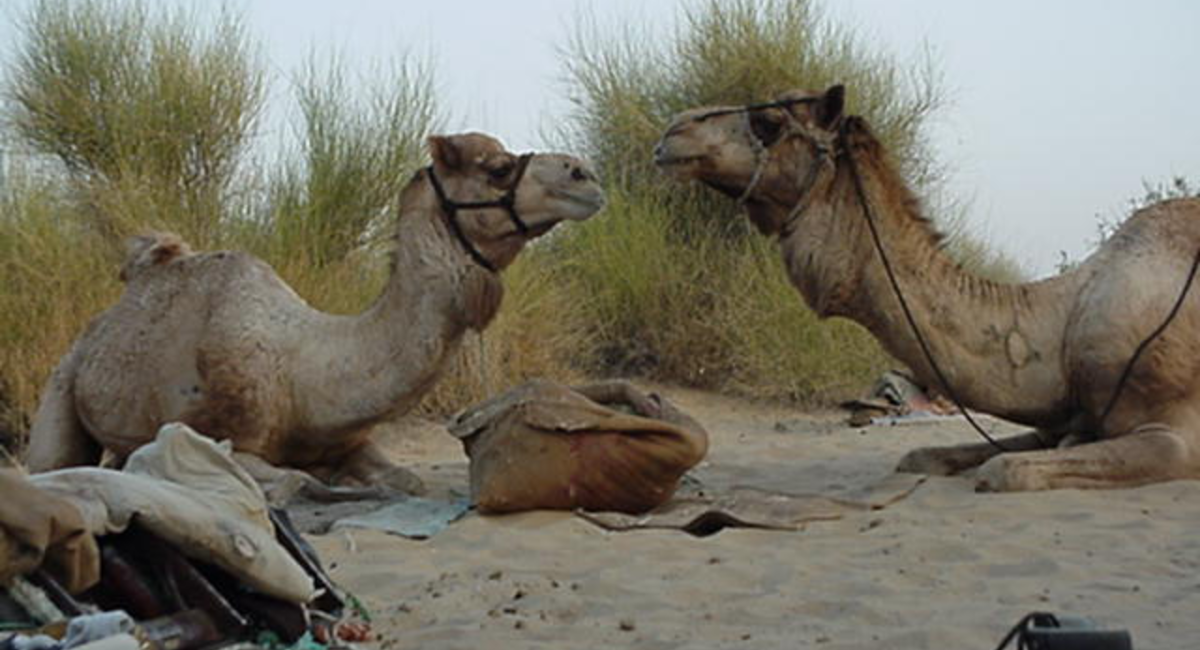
[331, 441, 426, 496]
[974, 423, 1200, 491]
[896, 430, 1052, 477]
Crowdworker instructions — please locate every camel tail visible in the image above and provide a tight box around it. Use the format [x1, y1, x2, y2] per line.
[119, 231, 194, 282]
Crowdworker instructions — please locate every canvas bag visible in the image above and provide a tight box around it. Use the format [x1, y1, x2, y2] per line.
[449, 380, 708, 514]
[0, 469, 101, 593]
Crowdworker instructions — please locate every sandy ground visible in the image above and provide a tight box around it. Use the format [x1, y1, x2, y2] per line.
[309, 385, 1200, 649]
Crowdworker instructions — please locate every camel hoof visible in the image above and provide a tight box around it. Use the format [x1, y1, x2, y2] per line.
[375, 465, 427, 496]
[974, 455, 1039, 492]
[896, 447, 959, 476]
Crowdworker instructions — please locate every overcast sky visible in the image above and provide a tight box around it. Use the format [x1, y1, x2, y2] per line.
[2, 1, 1196, 276]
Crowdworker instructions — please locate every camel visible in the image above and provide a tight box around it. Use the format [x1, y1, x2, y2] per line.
[655, 85, 1200, 491]
[26, 132, 605, 494]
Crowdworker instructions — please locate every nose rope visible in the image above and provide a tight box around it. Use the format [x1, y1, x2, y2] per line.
[735, 112, 769, 206]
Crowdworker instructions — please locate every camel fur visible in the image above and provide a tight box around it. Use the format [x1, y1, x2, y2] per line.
[656, 85, 1200, 491]
[26, 133, 605, 494]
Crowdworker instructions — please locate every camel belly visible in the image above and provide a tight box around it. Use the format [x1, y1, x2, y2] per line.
[1067, 247, 1200, 435]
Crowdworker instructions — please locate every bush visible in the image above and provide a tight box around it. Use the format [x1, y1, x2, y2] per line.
[260, 55, 438, 267]
[0, 163, 121, 438]
[550, 0, 962, 401]
[4, 0, 264, 247]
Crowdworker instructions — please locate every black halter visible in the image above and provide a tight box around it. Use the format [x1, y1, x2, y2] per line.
[426, 152, 534, 273]
[684, 96, 821, 123]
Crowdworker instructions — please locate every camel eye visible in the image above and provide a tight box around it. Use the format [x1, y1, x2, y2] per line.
[488, 161, 515, 181]
[749, 109, 785, 146]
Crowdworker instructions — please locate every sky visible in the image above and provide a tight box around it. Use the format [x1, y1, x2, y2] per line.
[1, 0, 1196, 277]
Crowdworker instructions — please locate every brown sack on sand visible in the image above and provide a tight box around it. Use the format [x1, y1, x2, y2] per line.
[0, 469, 100, 593]
[449, 380, 708, 515]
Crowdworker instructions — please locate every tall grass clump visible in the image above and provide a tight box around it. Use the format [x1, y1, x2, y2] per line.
[554, 0, 966, 402]
[260, 55, 437, 267]
[0, 162, 123, 436]
[5, 0, 264, 247]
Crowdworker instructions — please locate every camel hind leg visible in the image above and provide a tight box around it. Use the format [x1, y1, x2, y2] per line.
[26, 349, 101, 471]
[974, 423, 1200, 491]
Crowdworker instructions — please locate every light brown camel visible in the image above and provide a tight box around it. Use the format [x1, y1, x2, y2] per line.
[27, 133, 605, 494]
[656, 85, 1200, 491]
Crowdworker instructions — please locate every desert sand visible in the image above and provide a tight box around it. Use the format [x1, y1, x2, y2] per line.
[310, 385, 1200, 649]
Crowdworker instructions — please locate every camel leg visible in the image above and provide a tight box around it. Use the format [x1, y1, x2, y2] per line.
[232, 451, 394, 505]
[332, 441, 426, 496]
[26, 351, 101, 472]
[974, 423, 1200, 492]
[896, 431, 1052, 477]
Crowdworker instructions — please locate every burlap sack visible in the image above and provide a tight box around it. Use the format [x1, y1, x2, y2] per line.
[449, 380, 708, 514]
[0, 468, 100, 593]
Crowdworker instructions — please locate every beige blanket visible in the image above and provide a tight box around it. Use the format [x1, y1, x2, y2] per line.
[31, 424, 315, 603]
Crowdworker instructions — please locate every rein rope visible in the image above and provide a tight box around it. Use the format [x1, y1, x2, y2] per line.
[839, 126, 1011, 451]
[1096, 236, 1200, 431]
[426, 152, 534, 273]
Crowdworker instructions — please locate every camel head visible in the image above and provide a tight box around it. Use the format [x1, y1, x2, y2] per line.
[423, 133, 604, 271]
[654, 85, 845, 236]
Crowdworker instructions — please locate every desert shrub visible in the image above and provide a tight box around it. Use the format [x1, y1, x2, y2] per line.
[257, 55, 437, 267]
[4, 0, 264, 247]
[0, 162, 122, 438]
[550, 0, 974, 401]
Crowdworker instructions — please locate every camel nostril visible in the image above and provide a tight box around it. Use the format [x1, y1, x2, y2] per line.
[571, 167, 592, 182]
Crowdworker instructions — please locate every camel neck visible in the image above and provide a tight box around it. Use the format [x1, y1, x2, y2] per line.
[292, 198, 474, 433]
[782, 144, 1083, 426]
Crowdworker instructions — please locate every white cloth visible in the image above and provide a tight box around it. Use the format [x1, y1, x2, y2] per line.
[30, 424, 315, 603]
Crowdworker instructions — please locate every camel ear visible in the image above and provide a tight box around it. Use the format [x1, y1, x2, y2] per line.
[815, 84, 845, 129]
[428, 135, 463, 171]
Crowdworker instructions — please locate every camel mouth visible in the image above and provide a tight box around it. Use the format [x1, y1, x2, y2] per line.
[527, 221, 558, 237]
[654, 153, 703, 172]
[701, 178, 748, 199]
[549, 188, 607, 214]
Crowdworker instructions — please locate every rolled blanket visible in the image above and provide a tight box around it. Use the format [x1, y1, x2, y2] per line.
[449, 380, 708, 514]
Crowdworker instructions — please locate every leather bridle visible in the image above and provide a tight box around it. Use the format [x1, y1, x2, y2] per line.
[683, 97, 838, 230]
[426, 152, 534, 273]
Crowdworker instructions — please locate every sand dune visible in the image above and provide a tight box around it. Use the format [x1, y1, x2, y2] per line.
[311, 386, 1200, 649]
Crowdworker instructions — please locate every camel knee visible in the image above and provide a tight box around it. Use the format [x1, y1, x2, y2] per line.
[1131, 426, 1199, 478]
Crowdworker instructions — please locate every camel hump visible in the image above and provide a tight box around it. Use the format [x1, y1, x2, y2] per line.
[119, 231, 195, 282]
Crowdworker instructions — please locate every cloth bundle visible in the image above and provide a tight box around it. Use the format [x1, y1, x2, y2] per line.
[449, 380, 708, 514]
